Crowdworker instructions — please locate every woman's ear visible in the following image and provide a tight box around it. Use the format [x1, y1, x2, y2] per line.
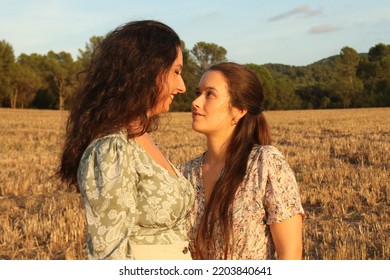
[235, 108, 248, 121]
[232, 108, 248, 125]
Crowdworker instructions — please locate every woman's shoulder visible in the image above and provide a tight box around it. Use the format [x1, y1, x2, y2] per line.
[83, 130, 135, 158]
[78, 131, 138, 180]
[249, 145, 296, 180]
[251, 145, 285, 159]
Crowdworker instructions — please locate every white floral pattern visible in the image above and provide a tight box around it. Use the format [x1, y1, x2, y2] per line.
[178, 145, 304, 260]
[78, 130, 194, 259]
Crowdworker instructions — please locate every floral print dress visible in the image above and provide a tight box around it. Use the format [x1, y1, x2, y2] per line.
[77, 130, 194, 259]
[179, 145, 304, 259]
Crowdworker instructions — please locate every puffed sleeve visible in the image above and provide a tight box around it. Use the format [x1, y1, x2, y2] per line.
[261, 146, 304, 225]
[77, 135, 138, 259]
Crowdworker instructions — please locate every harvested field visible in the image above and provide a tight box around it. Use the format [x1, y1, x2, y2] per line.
[0, 108, 389, 259]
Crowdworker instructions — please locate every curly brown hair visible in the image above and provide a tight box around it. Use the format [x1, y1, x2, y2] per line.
[58, 20, 181, 189]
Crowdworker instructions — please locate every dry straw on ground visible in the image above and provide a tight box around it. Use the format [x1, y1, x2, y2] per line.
[0, 108, 389, 259]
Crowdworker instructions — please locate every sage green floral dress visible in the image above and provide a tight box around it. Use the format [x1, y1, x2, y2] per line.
[179, 145, 304, 260]
[77, 130, 194, 259]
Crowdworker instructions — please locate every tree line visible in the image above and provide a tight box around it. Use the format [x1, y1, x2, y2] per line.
[0, 37, 389, 111]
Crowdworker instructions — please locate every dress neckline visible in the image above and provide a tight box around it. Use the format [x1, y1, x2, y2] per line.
[132, 137, 180, 179]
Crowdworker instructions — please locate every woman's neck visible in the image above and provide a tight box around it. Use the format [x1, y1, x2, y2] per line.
[205, 134, 230, 166]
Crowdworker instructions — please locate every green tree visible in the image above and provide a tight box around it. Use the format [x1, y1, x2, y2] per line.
[0, 40, 15, 106]
[9, 62, 42, 108]
[262, 63, 304, 109]
[296, 85, 334, 109]
[191, 42, 227, 72]
[17, 53, 54, 108]
[338, 47, 360, 91]
[368, 43, 390, 81]
[357, 43, 390, 106]
[274, 79, 302, 110]
[356, 56, 376, 106]
[333, 46, 363, 108]
[18, 51, 78, 110]
[46, 51, 77, 110]
[77, 35, 104, 70]
[245, 63, 276, 110]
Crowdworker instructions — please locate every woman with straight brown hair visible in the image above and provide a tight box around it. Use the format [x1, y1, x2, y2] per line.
[179, 62, 304, 260]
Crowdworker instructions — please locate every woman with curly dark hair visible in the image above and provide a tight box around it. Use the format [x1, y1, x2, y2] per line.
[58, 20, 194, 260]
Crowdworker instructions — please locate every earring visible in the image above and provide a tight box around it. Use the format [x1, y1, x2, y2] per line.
[232, 118, 237, 126]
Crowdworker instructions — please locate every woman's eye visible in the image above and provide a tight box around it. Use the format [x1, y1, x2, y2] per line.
[195, 91, 201, 97]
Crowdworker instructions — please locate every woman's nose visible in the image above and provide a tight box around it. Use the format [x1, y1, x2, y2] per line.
[192, 96, 201, 108]
[178, 76, 186, 94]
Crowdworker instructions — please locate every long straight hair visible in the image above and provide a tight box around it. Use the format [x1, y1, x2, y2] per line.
[196, 62, 272, 259]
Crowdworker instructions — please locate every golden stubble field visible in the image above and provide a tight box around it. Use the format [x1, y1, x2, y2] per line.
[0, 108, 389, 260]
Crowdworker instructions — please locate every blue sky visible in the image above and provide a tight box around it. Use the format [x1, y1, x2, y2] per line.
[1, 0, 389, 66]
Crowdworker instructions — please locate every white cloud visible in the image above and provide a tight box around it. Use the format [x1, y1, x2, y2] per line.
[309, 24, 342, 34]
[268, 5, 322, 22]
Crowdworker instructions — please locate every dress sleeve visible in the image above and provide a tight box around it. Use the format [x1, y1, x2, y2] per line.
[261, 146, 304, 225]
[78, 136, 138, 259]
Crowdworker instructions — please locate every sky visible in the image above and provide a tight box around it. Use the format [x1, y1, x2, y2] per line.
[1, 0, 389, 66]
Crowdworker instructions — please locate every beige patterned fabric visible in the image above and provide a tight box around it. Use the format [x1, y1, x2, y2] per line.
[179, 145, 304, 259]
[77, 130, 194, 259]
